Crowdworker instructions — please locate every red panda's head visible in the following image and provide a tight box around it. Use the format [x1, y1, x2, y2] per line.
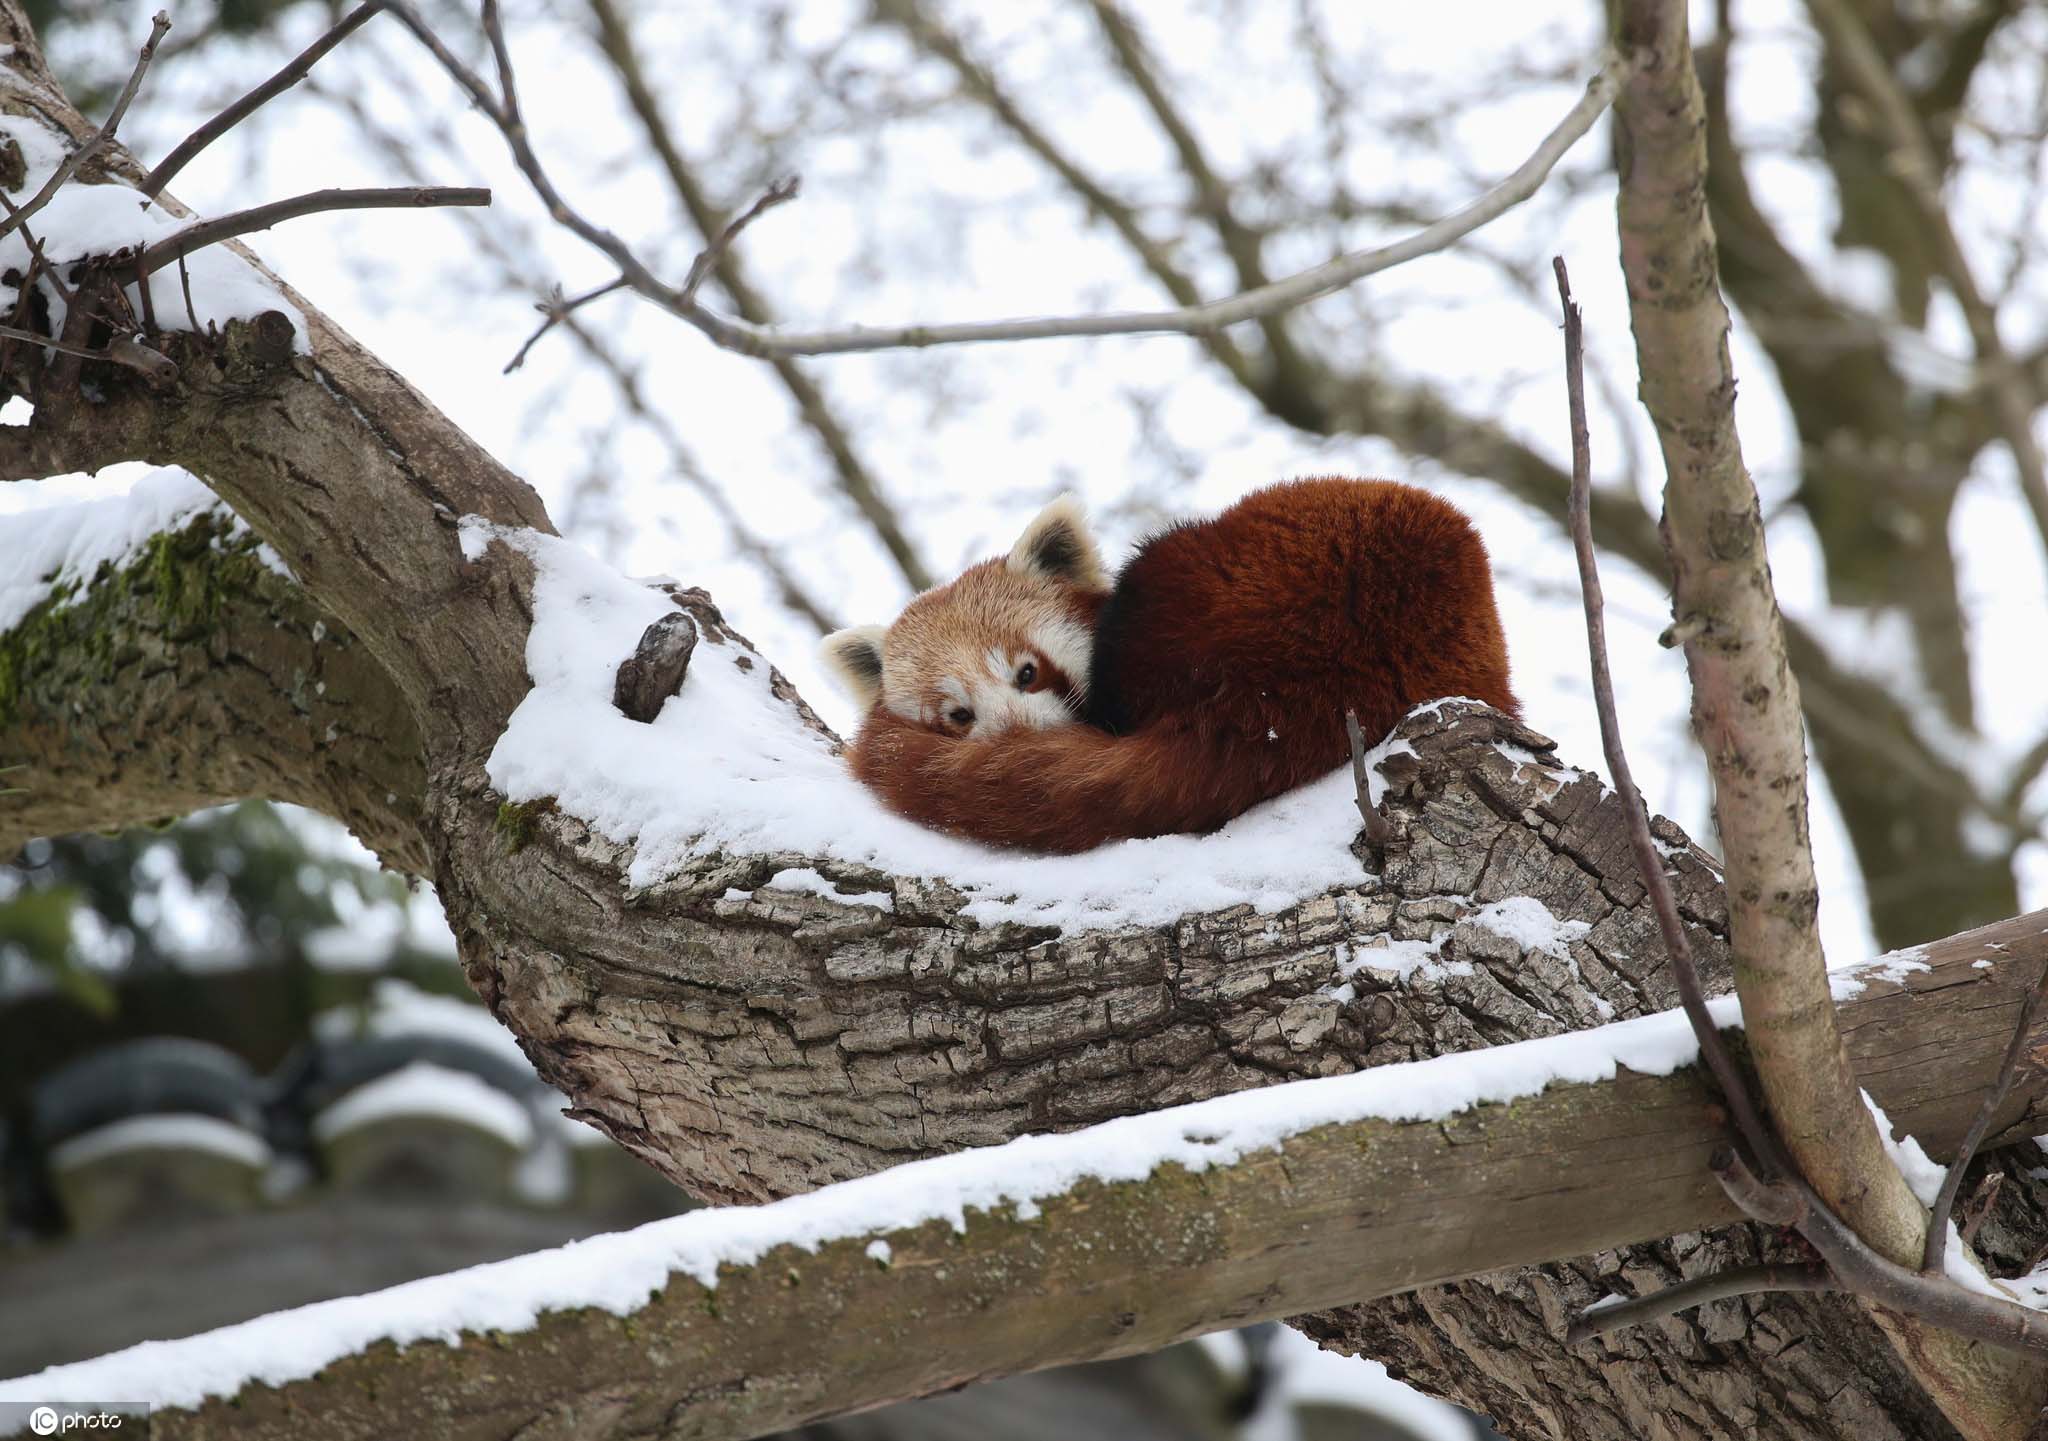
[820, 495, 1111, 737]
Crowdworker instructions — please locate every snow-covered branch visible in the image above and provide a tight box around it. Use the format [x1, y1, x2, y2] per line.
[8, 923, 2045, 1441]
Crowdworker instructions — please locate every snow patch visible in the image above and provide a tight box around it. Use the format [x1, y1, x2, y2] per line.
[1830, 945, 1932, 999]
[313, 979, 533, 1075]
[1469, 896, 1591, 959]
[0, 120, 308, 351]
[310, 1061, 534, 1151]
[0, 468, 243, 632]
[48, 1113, 270, 1172]
[1862, 1090, 1946, 1208]
[751, 867, 893, 912]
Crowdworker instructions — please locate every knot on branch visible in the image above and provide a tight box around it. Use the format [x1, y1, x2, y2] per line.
[218, 308, 298, 374]
[612, 610, 698, 723]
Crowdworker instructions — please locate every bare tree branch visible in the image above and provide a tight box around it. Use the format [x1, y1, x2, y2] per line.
[582, 0, 935, 592]
[127, 186, 489, 282]
[450, 0, 1629, 359]
[0, 9, 168, 243]
[871, 0, 1266, 395]
[1564, 1262, 1837, 1347]
[1715, 1148, 2048, 1356]
[1553, 255, 1775, 1166]
[1615, 0, 2048, 1426]
[667, 49, 1630, 357]
[141, 0, 386, 199]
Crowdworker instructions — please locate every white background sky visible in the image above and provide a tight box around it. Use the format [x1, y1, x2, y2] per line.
[6, 0, 2047, 964]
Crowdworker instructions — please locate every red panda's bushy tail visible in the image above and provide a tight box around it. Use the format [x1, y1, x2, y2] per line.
[847, 709, 1292, 854]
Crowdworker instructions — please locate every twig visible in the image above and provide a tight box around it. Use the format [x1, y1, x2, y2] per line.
[1565, 1263, 1836, 1346]
[675, 175, 800, 310]
[0, 10, 170, 244]
[176, 253, 199, 334]
[143, 1, 387, 200]
[420, 2, 1628, 358]
[0, 318, 174, 383]
[503, 277, 627, 374]
[678, 50, 1631, 357]
[1343, 709, 1393, 847]
[481, 0, 520, 120]
[1552, 255, 1777, 1167]
[0, 189, 72, 304]
[504, 179, 799, 374]
[126, 187, 490, 282]
[1922, 958, 2048, 1276]
[1714, 1147, 2048, 1356]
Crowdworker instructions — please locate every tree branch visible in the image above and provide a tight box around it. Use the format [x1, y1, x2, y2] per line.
[870, 0, 1266, 395]
[1564, 1262, 1837, 1347]
[16, 930, 2048, 1440]
[0, 9, 168, 244]
[1553, 255, 1774, 1167]
[582, 0, 936, 592]
[141, 0, 386, 199]
[470, 2, 1628, 357]
[0, 507, 427, 873]
[1615, 0, 2048, 1427]
[126, 187, 489, 282]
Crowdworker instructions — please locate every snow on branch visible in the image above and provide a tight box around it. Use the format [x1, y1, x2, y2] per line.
[6, 927, 2043, 1440]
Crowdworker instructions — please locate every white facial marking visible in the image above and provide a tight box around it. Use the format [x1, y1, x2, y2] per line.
[1029, 617, 1094, 697]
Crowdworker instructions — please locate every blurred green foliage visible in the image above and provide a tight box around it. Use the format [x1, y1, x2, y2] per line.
[1, 802, 412, 1014]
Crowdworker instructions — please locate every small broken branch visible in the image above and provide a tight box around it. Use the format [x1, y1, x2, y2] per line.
[142, 1, 387, 199]
[0, 322, 173, 382]
[0, 9, 170, 244]
[1923, 958, 2048, 1276]
[612, 610, 698, 723]
[1565, 1263, 1836, 1347]
[1343, 708, 1393, 847]
[126, 186, 490, 282]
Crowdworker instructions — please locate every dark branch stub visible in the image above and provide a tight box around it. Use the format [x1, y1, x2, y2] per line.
[1343, 708, 1393, 847]
[613, 610, 698, 722]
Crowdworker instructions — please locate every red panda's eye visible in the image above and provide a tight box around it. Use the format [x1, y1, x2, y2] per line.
[947, 706, 974, 728]
[1015, 661, 1037, 689]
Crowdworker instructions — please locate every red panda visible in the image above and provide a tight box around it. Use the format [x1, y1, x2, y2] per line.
[821, 476, 1518, 853]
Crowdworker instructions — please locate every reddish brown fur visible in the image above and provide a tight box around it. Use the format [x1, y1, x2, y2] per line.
[848, 477, 1518, 852]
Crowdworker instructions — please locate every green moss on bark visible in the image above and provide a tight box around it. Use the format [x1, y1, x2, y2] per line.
[0, 511, 269, 727]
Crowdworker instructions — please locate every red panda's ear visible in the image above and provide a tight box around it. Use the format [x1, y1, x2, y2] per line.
[1006, 493, 1109, 593]
[819, 625, 889, 710]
